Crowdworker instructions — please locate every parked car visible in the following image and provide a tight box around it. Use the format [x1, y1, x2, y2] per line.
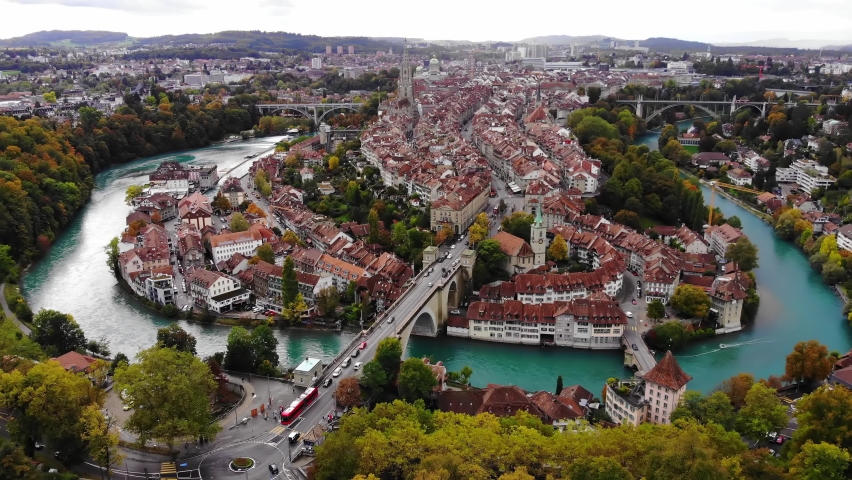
[353, 362, 363, 371]
[322, 378, 332, 388]
[387, 316, 394, 324]
[776, 435, 785, 444]
[332, 367, 342, 377]
[450, 309, 461, 315]
[632, 344, 639, 351]
[626, 312, 633, 318]
[359, 341, 367, 350]
[34, 441, 44, 450]
[451, 244, 456, 249]
[428, 282, 433, 287]
[350, 349, 359, 358]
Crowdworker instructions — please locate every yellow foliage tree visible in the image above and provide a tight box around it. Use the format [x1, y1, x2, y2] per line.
[328, 156, 340, 170]
[246, 202, 267, 218]
[282, 229, 305, 247]
[547, 234, 569, 261]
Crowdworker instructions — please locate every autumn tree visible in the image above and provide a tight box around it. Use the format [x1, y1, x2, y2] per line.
[791, 385, 852, 456]
[785, 340, 835, 388]
[328, 156, 340, 170]
[670, 284, 711, 318]
[789, 441, 850, 480]
[725, 237, 759, 271]
[246, 202, 267, 218]
[80, 404, 124, 477]
[255, 243, 275, 264]
[125, 185, 144, 205]
[735, 383, 788, 441]
[716, 373, 755, 409]
[435, 226, 452, 245]
[315, 285, 340, 317]
[469, 212, 490, 244]
[212, 191, 231, 212]
[115, 346, 221, 453]
[547, 234, 569, 262]
[282, 229, 305, 247]
[229, 212, 250, 232]
[0, 438, 41, 480]
[335, 377, 362, 408]
[43, 91, 57, 103]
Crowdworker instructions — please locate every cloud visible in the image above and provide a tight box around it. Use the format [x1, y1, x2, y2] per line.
[7, 0, 205, 12]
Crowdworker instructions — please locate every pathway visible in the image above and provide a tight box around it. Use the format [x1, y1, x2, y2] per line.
[0, 283, 31, 335]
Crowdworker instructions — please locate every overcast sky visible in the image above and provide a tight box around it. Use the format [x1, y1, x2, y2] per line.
[2, 0, 852, 45]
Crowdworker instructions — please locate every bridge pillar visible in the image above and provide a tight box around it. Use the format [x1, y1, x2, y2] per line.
[761, 103, 767, 117]
[635, 94, 643, 118]
[730, 95, 737, 114]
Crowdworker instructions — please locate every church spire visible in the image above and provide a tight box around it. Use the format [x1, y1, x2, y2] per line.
[399, 39, 414, 102]
[535, 203, 543, 225]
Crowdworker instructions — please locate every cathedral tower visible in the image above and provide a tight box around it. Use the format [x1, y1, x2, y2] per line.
[531, 206, 546, 267]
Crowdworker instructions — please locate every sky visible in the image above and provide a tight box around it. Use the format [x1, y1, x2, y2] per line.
[1, 0, 852, 46]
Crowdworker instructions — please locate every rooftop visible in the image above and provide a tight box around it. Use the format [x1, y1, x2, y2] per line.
[294, 357, 322, 373]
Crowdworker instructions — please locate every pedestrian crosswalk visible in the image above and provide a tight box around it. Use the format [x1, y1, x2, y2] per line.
[270, 425, 286, 435]
[161, 462, 177, 479]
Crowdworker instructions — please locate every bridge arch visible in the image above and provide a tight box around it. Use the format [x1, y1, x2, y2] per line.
[317, 104, 362, 123]
[645, 103, 720, 122]
[731, 104, 764, 118]
[262, 106, 312, 119]
[446, 280, 460, 309]
[412, 311, 437, 336]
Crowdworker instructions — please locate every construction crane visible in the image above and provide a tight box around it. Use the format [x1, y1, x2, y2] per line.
[706, 181, 763, 225]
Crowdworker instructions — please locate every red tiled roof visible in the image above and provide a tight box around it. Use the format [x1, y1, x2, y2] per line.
[643, 351, 692, 391]
[53, 351, 99, 373]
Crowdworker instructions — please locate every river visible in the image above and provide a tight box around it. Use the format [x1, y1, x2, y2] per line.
[22, 130, 850, 394]
[22, 137, 356, 367]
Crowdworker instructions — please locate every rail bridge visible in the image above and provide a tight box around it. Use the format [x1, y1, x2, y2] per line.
[255, 102, 362, 124]
[616, 94, 824, 122]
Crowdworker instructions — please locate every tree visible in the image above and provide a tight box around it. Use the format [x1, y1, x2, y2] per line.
[716, 373, 755, 409]
[43, 91, 57, 103]
[398, 357, 438, 402]
[367, 208, 380, 244]
[547, 234, 569, 262]
[212, 191, 231, 212]
[792, 385, 852, 455]
[124, 185, 143, 206]
[255, 243, 275, 264]
[477, 239, 508, 273]
[0, 244, 17, 282]
[613, 210, 641, 229]
[469, 212, 490, 244]
[360, 361, 388, 395]
[111, 353, 129, 374]
[115, 346, 221, 453]
[670, 284, 711, 318]
[647, 299, 665, 321]
[282, 229, 305, 247]
[555, 375, 563, 395]
[392, 222, 408, 245]
[0, 360, 94, 459]
[30, 309, 87, 356]
[566, 457, 631, 480]
[315, 285, 340, 317]
[726, 216, 742, 228]
[229, 213, 250, 232]
[789, 441, 850, 480]
[251, 324, 279, 369]
[434, 226, 452, 245]
[500, 212, 535, 243]
[0, 438, 40, 480]
[156, 323, 197, 355]
[282, 256, 299, 306]
[280, 293, 308, 325]
[735, 383, 788, 441]
[80, 404, 124, 478]
[725, 237, 759, 271]
[785, 340, 835, 388]
[335, 377, 361, 408]
[246, 202, 267, 218]
[670, 390, 736, 430]
[224, 325, 279, 373]
[775, 208, 802, 240]
[374, 337, 402, 378]
[328, 156, 340, 170]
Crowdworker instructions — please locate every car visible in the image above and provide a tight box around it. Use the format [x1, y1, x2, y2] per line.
[123, 403, 133, 411]
[359, 341, 367, 350]
[342, 358, 351, 367]
[322, 378, 332, 388]
[354, 362, 363, 371]
[664, 313, 670, 318]
[269, 463, 280, 475]
[387, 316, 394, 324]
[351, 349, 359, 358]
[625, 312, 633, 318]
[287, 431, 301, 443]
[767, 432, 777, 440]
[332, 367, 342, 377]
[451, 244, 456, 249]
[450, 309, 461, 315]
[429, 267, 434, 273]
[428, 282, 433, 287]
[776, 435, 785, 444]
[632, 299, 637, 305]
[34, 441, 44, 450]
[632, 344, 639, 351]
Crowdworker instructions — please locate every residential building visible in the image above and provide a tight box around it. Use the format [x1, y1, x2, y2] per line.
[178, 192, 213, 230]
[210, 230, 263, 265]
[311, 57, 322, 69]
[430, 175, 490, 235]
[824, 119, 849, 136]
[187, 269, 249, 313]
[220, 177, 246, 208]
[727, 168, 753, 186]
[145, 272, 176, 306]
[605, 379, 647, 426]
[704, 223, 745, 257]
[53, 351, 100, 374]
[642, 351, 692, 424]
[775, 159, 836, 194]
[837, 225, 852, 252]
[674, 226, 709, 254]
[709, 271, 749, 333]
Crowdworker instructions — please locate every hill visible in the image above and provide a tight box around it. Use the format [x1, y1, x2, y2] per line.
[135, 30, 399, 53]
[0, 30, 129, 47]
[520, 35, 613, 45]
[641, 37, 710, 51]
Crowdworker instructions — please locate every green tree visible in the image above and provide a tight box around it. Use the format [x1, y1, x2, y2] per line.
[104, 237, 120, 280]
[792, 385, 852, 455]
[115, 346, 221, 453]
[212, 191, 231, 213]
[775, 209, 802, 240]
[725, 237, 759, 271]
[556, 375, 563, 395]
[671, 390, 736, 430]
[156, 323, 197, 354]
[30, 309, 87, 356]
[648, 321, 688, 351]
[670, 284, 711, 318]
[500, 212, 534, 243]
[477, 239, 508, 273]
[374, 337, 402, 378]
[0, 244, 17, 282]
[573, 115, 620, 144]
[647, 299, 665, 321]
[566, 457, 632, 480]
[282, 256, 298, 306]
[80, 404, 124, 478]
[223, 326, 253, 372]
[547, 234, 569, 262]
[392, 221, 408, 245]
[789, 441, 850, 480]
[726, 215, 742, 228]
[255, 243, 275, 264]
[0, 438, 40, 480]
[250, 324, 279, 370]
[315, 285, 340, 317]
[735, 383, 788, 441]
[360, 361, 388, 395]
[785, 340, 835, 388]
[367, 208, 380, 244]
[397, 357, 438, 402]
[280, 293, 308, 325]
[613, 210, 641, 229]
[229, 212, 250, 232]
[43, 91, 57, 103]
[124, 185, 144, 205]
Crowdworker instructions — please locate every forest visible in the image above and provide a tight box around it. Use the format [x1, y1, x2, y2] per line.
[0, 87, 258, 264]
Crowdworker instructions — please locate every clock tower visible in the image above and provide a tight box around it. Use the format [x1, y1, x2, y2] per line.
[531, 206, 546, 267]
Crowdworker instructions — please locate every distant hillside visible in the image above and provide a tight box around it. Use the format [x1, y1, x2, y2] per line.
[521, 35, 612, 45]
[0, 30, 129, 47]
[135, 30, 397, 53]
[641, 37, 710, 51]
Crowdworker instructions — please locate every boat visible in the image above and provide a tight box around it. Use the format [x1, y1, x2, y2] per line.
[720, 343, 727, 349]
[225, 135, 241, 143]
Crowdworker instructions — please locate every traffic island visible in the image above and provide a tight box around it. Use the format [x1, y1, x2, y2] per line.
[229, 457, 256, 472]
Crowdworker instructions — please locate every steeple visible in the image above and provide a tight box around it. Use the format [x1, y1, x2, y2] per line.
[535, 203, 543, 225]
[531, 206, 546, 268]
[399, 39, 414, 103]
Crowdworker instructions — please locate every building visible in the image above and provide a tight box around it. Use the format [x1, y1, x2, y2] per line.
[824, 119, 849, 136]
[775, 159, 836, 194]
[210, 230, 263, 265]
[178, 192, 213, 230]
[326, 46, 332, 54]
[311, 57, 322, 69]
[293, 357, 323, 387]
[709, 273, 748, 333]
[727, 168, 753, 186]
[430, 176, 490, 235]
[605, 379, 647, 426]
[348, 46, 355, 55]
[704, 223, 745, 257]
[145, 272, 176, 306]
[220, 177, 246, 208]
[492, 231, 536, 273]
[187, 269, 250, 313]
[149, 161, 190, 193]
[642, 351, 692, 424]
[337, 46, 344, 55]
[838, 225, 852, 252]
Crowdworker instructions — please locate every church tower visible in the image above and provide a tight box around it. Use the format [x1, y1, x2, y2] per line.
[531, 206, 546, 267]
[399, 39, 414, 103]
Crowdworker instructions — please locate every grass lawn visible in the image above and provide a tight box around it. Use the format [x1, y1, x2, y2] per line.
[1, 70, 21, 76]
[682, 145, 699, 154]
[0, 310, 43, 359]
[638, 216, 660, 229]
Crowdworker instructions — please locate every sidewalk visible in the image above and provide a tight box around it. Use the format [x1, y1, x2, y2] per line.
[0, 283, 31, 335]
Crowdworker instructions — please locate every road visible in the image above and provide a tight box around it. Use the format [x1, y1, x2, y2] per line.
[0, 282, 30, 335]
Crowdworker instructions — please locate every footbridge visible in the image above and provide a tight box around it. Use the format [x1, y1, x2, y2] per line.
[256, 102, 362, 124]
[616, 94, 823, 122]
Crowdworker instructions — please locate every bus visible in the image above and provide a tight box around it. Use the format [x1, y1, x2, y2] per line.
[280, 387, 318, 425]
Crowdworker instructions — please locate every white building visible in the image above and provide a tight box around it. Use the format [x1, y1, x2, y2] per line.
[605, 351, 692, 426]
[187, 269, 249, 313]
[293, 357, 323, 387]
[145, 273, 176, 306]
[311, 57, 322, 69]
[704, 223, 745, 257]
[837, 226, 852, 253]
[209, 230, 264, 265]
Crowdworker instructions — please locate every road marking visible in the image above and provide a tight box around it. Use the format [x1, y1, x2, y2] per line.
[161, 461, 177, 478]
[270, 425, 286, 435]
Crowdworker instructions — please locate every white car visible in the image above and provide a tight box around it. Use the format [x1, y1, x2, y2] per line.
[625, 311, 633, 318]
[428, 282, 433, 287]
[332, 367, 342, 377]
[353, 362, 363, 371]
[451, 244, 456, 249]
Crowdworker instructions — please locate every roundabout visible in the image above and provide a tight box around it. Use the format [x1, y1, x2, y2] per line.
[200, 438, 290, 479]
[229, 457, 256, 472]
